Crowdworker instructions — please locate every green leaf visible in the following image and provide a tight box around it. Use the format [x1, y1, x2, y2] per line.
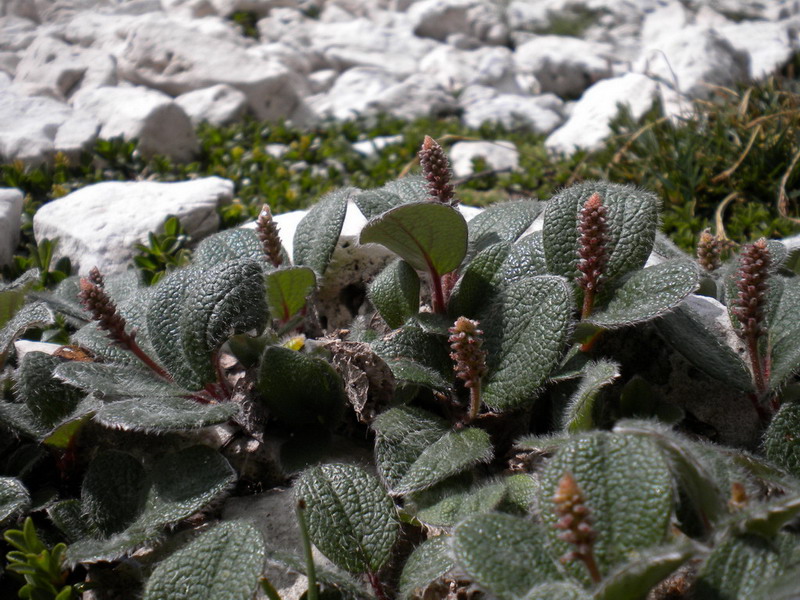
[265, 548, 373, 600]
[372, 406, 450, 491]
[367, 260, 420, 329]
[482, 276, 574, 411]
[257, 346, 345, 426]
[81, 450, 147, 537]
[764, 399, 800, 479]
[394, 428, 493, 495]
[594, 544, 696, 600]
[654, 295, 753, 392]
[734, 493, 800, 539]
[14, 352, 83, 429]
[54, 362, 187, 398]
[398, 536, 455, 600]
[143, 521, 266, 600]
[523, 582, 589, 600]
[412, 479, 507, 527]
[360, 202, 468, 276]
[372, 324, 451, 379]
[695, 533, 795, 600]
[295, 463, 399, 574]
[48, 500, 90, 542]
[353, 176, 428, 219]
[452, 513, 561, 600]
[768, 277, 800, 389]
[192, 228, 267, 267]
[66, 445, 235, 565]
[147, 260, 268, 390]
[466, 200, 542, 258]
[294, 188, 351, 275]
[587, 260, 699, 328]
[448, 242, 511, 319]
[561, 359, 620, 432]
[384, 358, 450, 392]
[538, 432, 673, 580]
[0, 477, 30, 526]
[501, 232, 549, 284]
[0, 270, 40, 328]
[543, 181, 660, 283]
[0, 302, 54, 363]
[265, 266, 316, 322]
[43, 396, 102, 449]
[94, 397, 239, 432]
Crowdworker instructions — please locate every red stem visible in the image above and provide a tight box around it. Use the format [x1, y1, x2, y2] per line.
[746, 333, 768, 399]
[582, 553, 603, 585]
[127, 336, 173, 382]
[366, 572, 388, 600]
[430, 271, 446, 314]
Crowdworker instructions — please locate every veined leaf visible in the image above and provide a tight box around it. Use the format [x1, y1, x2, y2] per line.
[143, 521, 265, 600]
[764, 399, 800, 479]
[561, 359, 620, 432]
[452, 513, 562, 600]
[482, 276, 574, 411]
[448, 242, 511, 319]
[398, 536, 455, 600]
[587, 260, 699, 329]
[265, 266, 316, 322]
[81, 450, 147, 537]
[15, 352, 82, 430]
[293, 188, 351, 275]
[769, 277, 800, 389]
[94, 397, 239, 432]
[734, 493, 800, 539]
[0, 477, 30, 526]
[192, 228, 269, 267]
[353, 176, 428, 219]
[265, 548, 373, 600]
[466, 200, 542, 258]
[54, 362, 187, 398]
[372, 324, 452, 379]
[523, 582, 589, 600]
[384, 358, 450, 392]
[0, 270, 40, 328]
[543, 181, 660, 283]
[594, 544, 696, 600]
[0, 302, 54, 363]
[295, 463, 399, 574]
[360, 202, 468, 277]
[412, 479, 508, 527]
[501, 232, 549, 284]
[368, 259, 420, 329]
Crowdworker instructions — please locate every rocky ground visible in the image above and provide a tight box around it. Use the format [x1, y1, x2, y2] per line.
[1, 0, 799, 274]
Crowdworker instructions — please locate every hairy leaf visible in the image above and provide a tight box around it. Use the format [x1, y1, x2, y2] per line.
[467, 200, 542, 258]
[398, 536, 455, 600]
[764, 400, 800, 479]
[384, 358, 450, 391]
[734, 493, 800, 539]
[293, 188, 351, 274]
[192, 228, 268, 267]
[538, 432, 673, 581]
[54, 362, 187, 398]
[48, 499, 90, 542]
[448, 242, 511, 319]
[452, 513, 561, 599]
[482, 276, 574, 411]
[353, 176, 428, 219]
[258, 346, 344, 426]
[769, 278, 800, 389]
[655, 295, 753, 392]
[368, 260, 420, 329]
[413, 479, 507, 527]
[0, 270, 40, 327]
[81, 450, 147, 537]
[0, 302, 54, 363]
[543, 181, 660, 283]
[372, 324, 451, 379]
[360, 202, 468, 276]
[265, 548, 373, 600]
[295, 463, 399, 574]
[561, 359, 620, 432]
[148, 260, 267, 389]
[594, 544, 696, 600]
[14, 352, 83, 429]
[0, 477, 29, 526]
[523, 582, 589, 600]
[395, 428, 492, 495]
[94, 397, 239, 432]
[143, 521, 265, 600]
[587, 260, 699, 329]
[265, 266, 316, 322]
[501, 232, 550, 285]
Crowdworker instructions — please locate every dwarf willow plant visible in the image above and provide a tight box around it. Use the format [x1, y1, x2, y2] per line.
[0, 136, 799, 599]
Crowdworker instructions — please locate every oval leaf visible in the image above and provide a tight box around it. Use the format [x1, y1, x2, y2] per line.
[561, 359, 620, 432]
[368, 259, 420, 329]
[265, 266, 316, 322]
[294, 188, 351, 275]
[398, 536, 455, 600]
[295, 463, 399, 574]
[0, 477, 30, 526]
[94, 397, 239, 432]
[360, 202, 468, 277]
[81, 450, 147, 537]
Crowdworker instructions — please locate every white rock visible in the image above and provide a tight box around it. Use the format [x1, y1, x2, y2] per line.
[208, 0, 298, 18]
[175, 84, 249, 126]
[637, 25, 749, 102]
[367, 73, 459, 120]
[419, 45, 522, 94]
[12, 340, 61, 363]
[449, 140, 519, 177]
[265, 143, 289, 157]
[118, 17, 306, 121]
[408, 0, 506, 44]
[0, 187, 23, 266]
[71, 86, 198, 162]
[0, 51, 20, 76]
[307, 68, 337, 94]
[352, 134, 404, 157]
[13, 35, 117, 100]
[718, 19, 800, 80]
[33, 177, 233, 276]
[160, 0, 218, 19]
[545, 73, 659, 155]
[461, 92, 564, 133]
[308, 66, 399, 120]
[0, 16, 37, 51]
[514, 35, 612, 98]
[0, 89, 99, 165]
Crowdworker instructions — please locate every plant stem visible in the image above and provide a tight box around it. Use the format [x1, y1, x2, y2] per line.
[430, 271, 446, 314]
[581, 289, 595, 320]
[260, 578, 283, 600]
[128, 337, 173, 382]
[296, 500, 319, 600]
[468, 382, 481, 422]
[746, 334, 768, 399]
[582, 553, 603, 585]
[367, 571, 389, 600]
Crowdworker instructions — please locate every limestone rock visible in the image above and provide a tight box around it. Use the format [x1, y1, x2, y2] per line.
[175, 84, 249, 126]
[352, 134, 404, 157]
[449, 140, 519, 177]
[71, 85, 198, 162]
[0, 89, 99, 165]
[0, 16, 37, 51]
[545, 73, 659, 155]
[307, 66, 398, 120]
[33, 177, 233, 275]
[419, 45, 522, 94]
[408, 0, 506, 45]
[461, 91, 564, 133]
[514, 35, 612, 99]
[718, 19, 800, 80]
[0, 187, 23, 266]
[367, 73, 459, 121]
[13, 34, 117, 100]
